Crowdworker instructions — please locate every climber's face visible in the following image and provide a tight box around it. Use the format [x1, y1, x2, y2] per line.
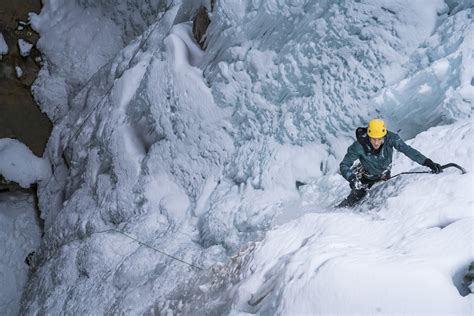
[369, 137, 384, 150]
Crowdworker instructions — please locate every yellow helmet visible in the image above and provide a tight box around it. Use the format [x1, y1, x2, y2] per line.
[367, 119, 387, 138]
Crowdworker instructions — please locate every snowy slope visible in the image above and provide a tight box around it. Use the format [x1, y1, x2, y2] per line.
[0, 193, 41, 316]
[17, 0, 473, 314]
[182, 120, 473, 314]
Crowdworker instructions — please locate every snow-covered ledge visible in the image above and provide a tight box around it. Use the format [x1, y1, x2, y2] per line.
[0, 138, 51, 188]
[0, 139, 47, 314]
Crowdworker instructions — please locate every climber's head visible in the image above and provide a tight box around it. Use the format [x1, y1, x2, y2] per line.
[367, 119, 387, 150]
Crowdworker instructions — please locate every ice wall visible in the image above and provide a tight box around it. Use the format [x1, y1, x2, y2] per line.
[376, 4, 473, 138]
[21, 0, 472, 314]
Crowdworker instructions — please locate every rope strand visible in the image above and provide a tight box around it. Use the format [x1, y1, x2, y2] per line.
[85, 228, 204, 270]
[110, 229, 204, 271]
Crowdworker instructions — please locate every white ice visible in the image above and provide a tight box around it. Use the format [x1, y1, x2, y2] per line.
[17, 39, 33, 57]
[13, 0, 474, 314]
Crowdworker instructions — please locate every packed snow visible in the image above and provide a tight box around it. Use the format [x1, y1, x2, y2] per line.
[0, 138, 51, 188]
[18, 39, 33, 57]
[0, 193, 41, 316]
[6, 0, 472, 314]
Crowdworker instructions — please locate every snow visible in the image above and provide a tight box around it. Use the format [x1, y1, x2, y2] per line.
[0, 32, 8, 56]
[0, 192, 41, 316]
[375, 7, 473, 139]
[196, 120, 473, 314]
[15, 66, 23, 78]
[18, 39, 33, 57]
[0, 139, 51, 188]
[12, 0, 474, 314]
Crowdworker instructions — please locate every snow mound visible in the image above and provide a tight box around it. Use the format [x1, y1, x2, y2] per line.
[0, 139, 51, 188]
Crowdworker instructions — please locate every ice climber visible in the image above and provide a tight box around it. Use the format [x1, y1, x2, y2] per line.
[338, 119, 442, 207]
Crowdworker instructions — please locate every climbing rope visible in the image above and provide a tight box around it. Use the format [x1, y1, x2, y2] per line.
[72, 228, 205, 271]
[109, 229, 204, 271]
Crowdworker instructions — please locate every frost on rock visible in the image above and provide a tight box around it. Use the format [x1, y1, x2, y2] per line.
[20, 0, 473, 315]
[18, 39, 33, 57]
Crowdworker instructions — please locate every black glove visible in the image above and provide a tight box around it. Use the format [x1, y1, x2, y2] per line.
[380, 169, 391, 181]
[423, 159, 443, 174]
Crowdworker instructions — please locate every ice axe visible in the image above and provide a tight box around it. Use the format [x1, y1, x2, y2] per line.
[386, 163, 466, 180]
[295, 163, 466, 190]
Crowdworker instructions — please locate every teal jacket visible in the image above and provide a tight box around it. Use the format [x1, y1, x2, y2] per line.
[340, 128, 427, 181]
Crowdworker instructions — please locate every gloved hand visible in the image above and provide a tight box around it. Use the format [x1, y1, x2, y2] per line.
[423, 159, 443, 174]
[348, 174, 363, 190]
[380, 169, 391, 181]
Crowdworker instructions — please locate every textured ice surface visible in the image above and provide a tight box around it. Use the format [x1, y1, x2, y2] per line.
[0, 193, 41, 316]
[19, 0, 473, 314]
[375, 7, 473, 139]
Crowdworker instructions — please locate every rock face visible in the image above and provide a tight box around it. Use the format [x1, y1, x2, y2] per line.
[192, 5, 211, 49]
[0, 0, 52, 191]
[0, 0, 52, 158]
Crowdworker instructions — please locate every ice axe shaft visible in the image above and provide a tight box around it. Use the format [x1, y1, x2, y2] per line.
[388, 163, 466, 180]
[296, 163, 466, 189]
[440, 163, 466, 174]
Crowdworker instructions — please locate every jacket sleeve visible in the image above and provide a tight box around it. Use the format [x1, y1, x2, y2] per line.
[340, 142, 360, 181]
[391, 133, 427, 165]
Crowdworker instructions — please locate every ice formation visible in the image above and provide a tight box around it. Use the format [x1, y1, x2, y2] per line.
[5, 0, 471, 314]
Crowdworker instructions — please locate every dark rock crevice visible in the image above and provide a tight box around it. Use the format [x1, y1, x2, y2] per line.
[192, 0, 215, 49]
